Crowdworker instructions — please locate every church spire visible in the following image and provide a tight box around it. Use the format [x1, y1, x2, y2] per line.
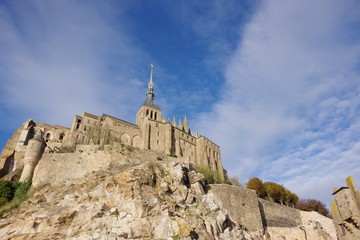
[147, 64, 154, 97]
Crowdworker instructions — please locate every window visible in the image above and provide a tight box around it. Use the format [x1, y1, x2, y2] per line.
[84, 126, 87, 131]
[150, 111, 153, 119]
[76, 119, 81, 130]
[45, 133, 51, 142]
[146, 109, 149, 116]
[157, 131, 160, 136]
[59, 133, 65, 141]
[157, 140, 159, 145]
[155, 112, 157, 120]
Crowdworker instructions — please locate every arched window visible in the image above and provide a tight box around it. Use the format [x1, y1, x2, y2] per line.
[45, 133, 51, 142]
[146, 109, 149, 116]
[154, 112, 157, 120]
[150, 111, 153, 119]
[59, 133, 65, 141]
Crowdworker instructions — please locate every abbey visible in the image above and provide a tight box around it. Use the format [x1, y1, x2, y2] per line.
[0, 65, 224, 181]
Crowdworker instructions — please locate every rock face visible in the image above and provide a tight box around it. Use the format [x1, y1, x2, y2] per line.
[0, 152, 336, 239]
[0, 158, 263, 239]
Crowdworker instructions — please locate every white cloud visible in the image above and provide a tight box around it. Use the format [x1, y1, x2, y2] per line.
[0, 1, 149, 129]
[195, 0, 360, 205]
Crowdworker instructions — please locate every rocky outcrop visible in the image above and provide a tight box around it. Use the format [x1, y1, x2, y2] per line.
[0, 150, 337, 239]
[0, 159, 265, 239]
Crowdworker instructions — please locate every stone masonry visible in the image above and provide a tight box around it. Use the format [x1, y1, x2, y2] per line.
[331, 176, 360, 239]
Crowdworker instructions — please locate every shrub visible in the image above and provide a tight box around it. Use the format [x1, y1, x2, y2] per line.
[196, 166, 222, 186]
[0, 180, 15, 205]
[13, 181, 31, 203]
[295, 199, 331, 218]
[0, 180, 31, 211]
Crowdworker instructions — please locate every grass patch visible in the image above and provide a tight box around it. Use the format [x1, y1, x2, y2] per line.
[0, 180, 31, 216]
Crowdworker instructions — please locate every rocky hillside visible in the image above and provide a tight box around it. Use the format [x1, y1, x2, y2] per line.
[0, 158, 265, 239]
[0, 152, 336, 239]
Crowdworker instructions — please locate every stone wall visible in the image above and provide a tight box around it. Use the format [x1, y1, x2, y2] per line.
[259, 198, 302, 227]
[209, 184, 264, 232]
[32, 150, 112, 187]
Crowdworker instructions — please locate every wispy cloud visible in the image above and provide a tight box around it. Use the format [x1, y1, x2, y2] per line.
[0, 1, 149, 129]
[195, 0, 360, 204]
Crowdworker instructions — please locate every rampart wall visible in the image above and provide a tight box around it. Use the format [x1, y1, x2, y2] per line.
[210, 184, 330, 233]
[259, 198, 302, 227]
[32, 147, 112, 187]
[209, 184, 263, 231]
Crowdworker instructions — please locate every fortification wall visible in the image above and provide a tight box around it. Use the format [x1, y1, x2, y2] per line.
[259, 198, 301, 227]
[32, 150, 112, 187]
[210, 185, 303, 230]
[209, 184, 264, 232]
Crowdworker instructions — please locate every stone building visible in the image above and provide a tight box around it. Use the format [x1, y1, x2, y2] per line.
[331, 176, 360, 239]
[67, 65, 224, 179]
[0, 65, 224, 180]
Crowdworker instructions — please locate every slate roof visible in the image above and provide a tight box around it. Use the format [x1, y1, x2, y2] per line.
[142, 94, 160, 110]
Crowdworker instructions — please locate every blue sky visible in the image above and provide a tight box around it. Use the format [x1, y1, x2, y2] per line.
[1, 0, 360, 206]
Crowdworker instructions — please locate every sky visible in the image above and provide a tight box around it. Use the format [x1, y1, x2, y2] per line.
[1, 0, 360, 207]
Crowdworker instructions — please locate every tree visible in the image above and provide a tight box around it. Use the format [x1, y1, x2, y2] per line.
[246, 177, 265, 198]
[284, 189, 299, 207]
[295, 199, 330, 218]
[246, 177, 299, 207]
[263, 182, 286, 204]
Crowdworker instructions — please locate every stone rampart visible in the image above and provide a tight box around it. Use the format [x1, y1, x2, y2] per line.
[32, 150, 112, 187]
[259, 198, 301, 227]
[209, 184, 264, 232]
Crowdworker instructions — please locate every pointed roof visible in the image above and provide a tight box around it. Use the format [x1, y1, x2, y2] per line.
[142, 64, 160, 110]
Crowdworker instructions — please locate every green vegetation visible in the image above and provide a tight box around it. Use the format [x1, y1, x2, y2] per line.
[196, 166, 222, 186]
[246, 177, 330, 217]
[0, 180, 31, 215]
[246, 177, 298, 207]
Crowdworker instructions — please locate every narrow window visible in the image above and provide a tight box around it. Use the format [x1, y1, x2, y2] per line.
[157, 140, 159, 145]
[59, 133, 65, 141]
[146, 109, 149, 116]
[150, 111, 153, 119]
[45, 133, 51, 142]
[76, 119, 81, 130]
[155, 112, 157, 120]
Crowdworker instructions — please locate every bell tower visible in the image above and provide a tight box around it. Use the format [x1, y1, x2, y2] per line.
[136, 64, 162, 125]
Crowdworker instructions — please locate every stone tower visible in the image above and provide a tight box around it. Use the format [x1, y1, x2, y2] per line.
[19, 131, 46, 182]
[136, 64, 162, 125]
[331, 176, 360, 239]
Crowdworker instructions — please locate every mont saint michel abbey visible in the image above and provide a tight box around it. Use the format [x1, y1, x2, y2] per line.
[0, 65, 224, 180]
